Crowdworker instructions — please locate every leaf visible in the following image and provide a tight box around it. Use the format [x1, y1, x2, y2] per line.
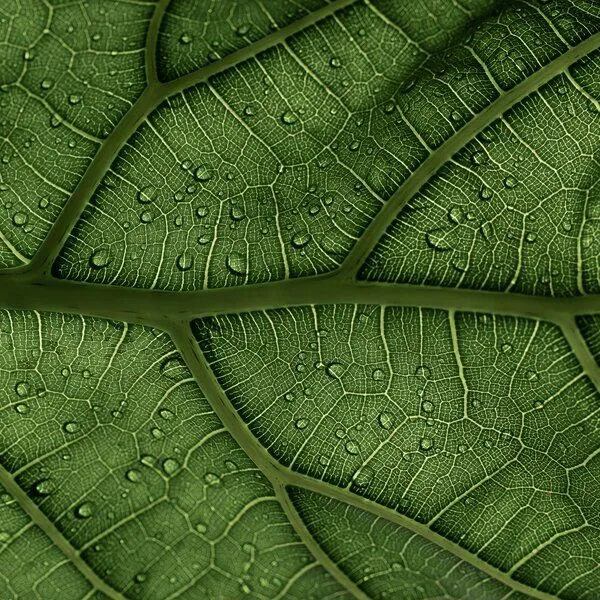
[0, 1, 599, 599]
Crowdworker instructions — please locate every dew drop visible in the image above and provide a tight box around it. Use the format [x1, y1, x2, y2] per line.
[236, 23, 250, 36]
[448, 206, 464, 225]
[204, 472, 220, 485]
[470, 151, 488, 166]
[34, 479, 55, 495]
[15, 403, 29, 414]
[345, 440, 360, 455]
[230, 205, 245, 221]
[75, 502, 93, 519]
[420, 437, 434, 451]
[159, 409, 174, 420]
[12, 212, 28, 226]
[176, 252, 193, 271]
[371, 368, 385, 381]
[534, 400, 544, 410]
[197, 233, 211, 245]
[352, 465, 374, 487]
[295, 418, 308, 430]
[162, 458, 180, 476]
[325, 362, 344, 379]
[179, 33, 192, 44]
[479, 186, 493, 201]
[226, 252, 247, 276]
[194, 164, 212, 181]
[425, 228, 451, 251]
[291, 232, 311, 248]
[329, 57, 342, 68]
[126, 469, 142, 482]
[281, 110, 298, 125]
[15, 381, 29, 397]
[503, 176, 518, 189]
[138, 185, 157, 204]
[139, 210, 152, 223]
[195, 522, 208, 533]
[526, 232, 537, 243]
[378, 412, 393, 429]
[134, 573, 146, 583]
[196, 206, 208, 218]
[414, 365, 431, 377]
[41, 79, 53, 90]
[68, 94, 81, 105]
[63, 421, 79, 434]
[421, 400, 434, 413]
[89, 248, 110, 269]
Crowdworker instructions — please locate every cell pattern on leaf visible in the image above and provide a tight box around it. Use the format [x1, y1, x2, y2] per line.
[53, 0, 600, 290]
[289, 487, 531, 600]
[0, 0, 155, 268]
[0, 310, 347, 600]
[194, 304, 600, 598]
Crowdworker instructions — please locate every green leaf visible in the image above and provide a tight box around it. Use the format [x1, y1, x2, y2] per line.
[0, 1, 599, 599]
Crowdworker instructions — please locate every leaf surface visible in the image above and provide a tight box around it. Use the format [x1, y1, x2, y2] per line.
[0, 1, 599, 599]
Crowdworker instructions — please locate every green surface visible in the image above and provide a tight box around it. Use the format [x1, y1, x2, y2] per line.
[0, 1, 599, 599]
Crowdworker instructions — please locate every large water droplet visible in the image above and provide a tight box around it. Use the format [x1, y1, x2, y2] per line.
[12, 212, 28, 226]
[325, 362, 344, 379]
[420, 437, 434, 451]
[14, 381, 29, 397]
[281, 110, 298, 125]
[479, 186, 493, 201]
[176, 252, 193, 271]
[63, 421, 79, 434]
[345, 440, 360, 455]
[126, 469, 142, 483]
[378, 412, 393, 429]
[230, 205, 245, 221]
[371, 368, 385, 381]
[226, 252, 247, 276]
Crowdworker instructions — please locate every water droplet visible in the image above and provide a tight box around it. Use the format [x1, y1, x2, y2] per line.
[15, 381, 29, 397]
[371, 368, 385, 381]
[140, 455, 156, 468]
[195, 522, 207, 533]
[126, 469, 142, 482]
[452, 252, 469, 273]
[63, 421, 79, 434]
[534, 400, 544, 410]
[295, 418, 308, 430]
[420, 437, 434, 451]
[226, 252, 247, 276]
[139, 210, 153, 223]
[204, 472, 220, 485]
[138, 185, 157, 204]
[450, 110, 462, 122]
[448, 206, 464, 225]
[425, 228, 451, 251]
[196, 206, 208, 218]
[503, 176, 518, 189]
[160, 355, 186, 380]
[176, 252, 193, 271]
[290, 231, 311, 249]
[243, 105, 255, 117]
[159, 409, 174, 420]
[345, 440, 360, 455]
[458, 444, 468, 453]
[236, 24, 250, 36]
[230, 205, 245, 221]
[34, 479, 55, 495]
[526, 232, 537, 243]
[378, 412, 393, 429]
[12, 212, 28, 226]
[68, 94, 81, 105]
[134, 573, 146, 583]
[151, 427, 164, 439]
[352, 465, 374, 487]
[501, 342, 513, 354]
[197, 233, 211, 245]
[421, 400, 434, 413]
[41, 79, 53, 90]
[325, 362, 344, 379]
[470, 151, 488, 166]
[281, 110, 298, 125]
[415, 365, 431, 377]
[15, 403, 29, 414]
[179, 33, 192, 44]
[478, 186, 493, 201]
[329, 57, 342, 68]
[194, 164, 212, 181]
[162, 458, 180, 476]
[89, 248, 110, 269]
[75, 502, 93, 519]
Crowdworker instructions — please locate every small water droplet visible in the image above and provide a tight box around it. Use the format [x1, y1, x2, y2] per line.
[281, 110, 298, 125]
[345, 440, 360, 455]
[162, 458, 180, 476]
[371, 368, 385, 381]
[196, 206, 208, 218]
[415, 365, 431, 377]
[126, 469, 142, 482]
[425, 228, 451, 251]
[176, 252, 193, 271]
[68, 94, 81, 105]
[501, 342, 513, 354]
[12, 212, 28, 226]
[526, 232, 537, 243]
[34, 479, 55, 495]
[230, 205, 245, 221]
[329, 57, 342, 68]
[421, 400, 434, 413]
[195, 522, 207, 533]
[89, 248, 110, 269]
[15, 403, 29, 414]
[291, 232, 311, 249]
[138, 185, 157, 204]
[325, 362, 344, 379]
[15, 381, 29, 397]
[534, 400, 544, 410]
[179, 33, 192, 44]
[448, 206, 464, 225]
[295, 418, 308, 430]
[503, 176, 518, 189]
[63, 422, 79, 434]
[352, 465, 374, 487]
[378, 412, 393, 429]
[236, 23, 250, 36]
[470, 151, 488, 166]
[75, 502, 93, 519]
[41, 79, 53, 90]
[203, 472, 220, 485]
[194, 164, 212, 181]
[420, 437, 434, 451]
